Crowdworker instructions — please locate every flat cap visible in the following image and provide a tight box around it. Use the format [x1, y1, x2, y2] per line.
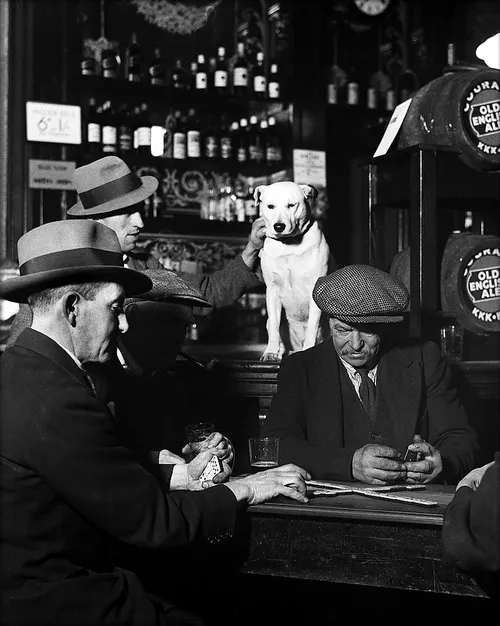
[313, 264, 409, 324]
[129, 269, 211, 308]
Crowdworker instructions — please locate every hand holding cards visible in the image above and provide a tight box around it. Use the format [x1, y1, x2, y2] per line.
[199, 455, 224, 482]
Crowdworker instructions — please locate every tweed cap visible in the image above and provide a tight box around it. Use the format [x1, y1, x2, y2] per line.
[127, 269, 211, 308]
[313, 265, 409, 324]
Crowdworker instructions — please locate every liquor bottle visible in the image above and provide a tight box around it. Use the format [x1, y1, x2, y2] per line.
[213, 47, 228, 95]
[252, 51, 267, 100]
[117, 103, 133, 155]
[149, 47, 166, 86]
[85, 97, 101, 153]
[366, 85, 377, 111]
[232, 42, 249, 96]
[195, 54, 208, 92]
[171, 59, 188, 91]
[173, 110, 187, 160]
[233, 176, 246, 223]
[101, 46, 119, 80]
[200, 174, 218, 220]
[204, 114, 219, 160]
[259, 118, 268, 166]
[267, 62, 280, 100]
[229, 121, 239, 162]
[266, 116, 283, 165]
[208, 56, 217, 93]
[346, 69, 360, 106]
[248, 115, 264, 164]
[131, 105, 141, 150]
[189, 61, 198, 91]
[219, 115, 232, 161]
[236, 118, 249, 163]
[81, 40, 97, 76]
[150, 111, 166, 157]
[220, 174, 234, 222]
[245, 176, 258, 222]
[136, 102, 151, 156]
[101, 100, 117, 153]
[162, 108, 176, 159]
[186, 108, 201, 159]
[126, 33, 142, 83]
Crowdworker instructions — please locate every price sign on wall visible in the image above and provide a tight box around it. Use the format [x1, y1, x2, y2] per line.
[293, 149, 327, 187]
[26, 102, 81, 145]
[28, 159, 76, 190]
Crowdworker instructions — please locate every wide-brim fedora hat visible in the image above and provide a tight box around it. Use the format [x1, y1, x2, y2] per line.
[67, 156, 158, 217]
[0, 221, 152, 303]
[313, 264, 409, 324]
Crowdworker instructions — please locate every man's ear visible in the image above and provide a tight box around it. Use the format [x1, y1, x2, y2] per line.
[62, 292, 80, 327]
[299, 184, 318, 202]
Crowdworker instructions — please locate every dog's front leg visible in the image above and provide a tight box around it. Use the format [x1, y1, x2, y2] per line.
[261, 283, 284, 361]
[302, 298, 323, 350]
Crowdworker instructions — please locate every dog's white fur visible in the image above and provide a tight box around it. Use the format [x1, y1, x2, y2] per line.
[255, 181, 337, 361]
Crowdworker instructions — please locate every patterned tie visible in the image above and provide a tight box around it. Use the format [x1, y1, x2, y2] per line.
[357, 367, 377, 423]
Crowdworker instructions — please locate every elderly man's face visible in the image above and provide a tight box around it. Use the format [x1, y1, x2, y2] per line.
[76, 283, 128, 363]
[329, 318, 381, 368]
[97, 203, 145, 253]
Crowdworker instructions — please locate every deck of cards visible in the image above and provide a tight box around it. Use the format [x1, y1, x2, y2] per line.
[199, 455, 224, 482]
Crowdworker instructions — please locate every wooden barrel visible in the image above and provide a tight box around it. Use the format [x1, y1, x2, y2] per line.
[440, 231, 500, 334]
[397, 68, 500, 172]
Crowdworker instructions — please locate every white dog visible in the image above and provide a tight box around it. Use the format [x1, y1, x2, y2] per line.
[255, 181, 337, 362]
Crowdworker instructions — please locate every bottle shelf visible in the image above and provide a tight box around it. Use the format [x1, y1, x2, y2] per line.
[78, 75, 289, 112]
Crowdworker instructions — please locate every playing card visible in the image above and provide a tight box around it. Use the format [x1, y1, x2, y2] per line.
[199, 455, 223, 481]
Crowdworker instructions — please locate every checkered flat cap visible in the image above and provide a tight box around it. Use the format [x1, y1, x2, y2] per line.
[129, 269, 211, 308]
[313, 265, 409, 323]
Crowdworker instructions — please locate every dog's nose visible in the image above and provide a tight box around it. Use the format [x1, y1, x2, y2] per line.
[274, 223, 286, 233]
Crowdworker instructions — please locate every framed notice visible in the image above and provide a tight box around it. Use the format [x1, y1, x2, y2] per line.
[26, 102, 81, 145]
[293, 149, 327, 187]
[28, 159, 76, 190]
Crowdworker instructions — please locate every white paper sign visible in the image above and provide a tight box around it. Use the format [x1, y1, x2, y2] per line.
[373, 98, 413, 158]
[28, 159, 76, 190]
[26, 102, 81, 145]
[293, 149, 327, 187]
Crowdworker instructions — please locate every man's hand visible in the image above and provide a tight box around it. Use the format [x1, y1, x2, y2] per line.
[170, 449, 232, 491]
[158, 449, 186, 465]
[241, 217, 266, 270]
[456, 461, 495, 492]
[352, 444, 406, 484]
[225, 464, 310, 505]
[182, 431, 234, 467]
[403, 435, 442, 484]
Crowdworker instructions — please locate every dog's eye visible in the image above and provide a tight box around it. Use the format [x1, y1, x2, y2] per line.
[287, 203, 296, 209]
[267, 204, 275, 210]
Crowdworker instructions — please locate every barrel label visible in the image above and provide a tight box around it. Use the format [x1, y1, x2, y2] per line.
[463, 79, 500, 156]
[462, 248, 500, 324]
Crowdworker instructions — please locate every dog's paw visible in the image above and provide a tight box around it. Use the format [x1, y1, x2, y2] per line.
[260, 351, 283, 362]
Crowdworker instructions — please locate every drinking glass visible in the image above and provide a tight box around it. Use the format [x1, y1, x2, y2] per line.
[248, 437, 279, 468]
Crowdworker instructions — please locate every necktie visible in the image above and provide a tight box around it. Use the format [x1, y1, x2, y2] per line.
[357, 368, 377, 423]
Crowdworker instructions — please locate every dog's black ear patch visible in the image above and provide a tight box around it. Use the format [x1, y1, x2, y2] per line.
[299, 184, 318, 202]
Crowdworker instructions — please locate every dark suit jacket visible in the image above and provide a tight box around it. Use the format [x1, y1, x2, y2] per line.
[0, 329, 238, 625]
[442, 451, 500, 598]
[261, 339, 478, 483]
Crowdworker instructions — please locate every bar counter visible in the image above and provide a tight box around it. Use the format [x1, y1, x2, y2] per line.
[239, 483, 483, 596]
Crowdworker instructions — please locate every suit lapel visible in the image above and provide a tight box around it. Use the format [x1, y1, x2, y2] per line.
[311, 340, 345, 441]
[377, 346, 421, 450]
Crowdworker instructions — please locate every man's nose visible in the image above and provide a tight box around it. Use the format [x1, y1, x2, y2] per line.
[118, 312, 129, 334]
[131, 211, 144, 229]
[350, 332, 364, 350]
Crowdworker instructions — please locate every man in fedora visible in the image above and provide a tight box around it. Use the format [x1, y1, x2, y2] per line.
[0, 220, 309, 626]
[7, 155, 265, 351]
[262, 264, 478, 485]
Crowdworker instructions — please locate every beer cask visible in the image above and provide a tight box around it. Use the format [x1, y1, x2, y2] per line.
[397, 68, 500, 172]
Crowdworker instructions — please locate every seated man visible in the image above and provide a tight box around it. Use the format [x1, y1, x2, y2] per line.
[442, 452, 500, 599]
[262, 264, 478, 485]
[0, 220, 309, 626]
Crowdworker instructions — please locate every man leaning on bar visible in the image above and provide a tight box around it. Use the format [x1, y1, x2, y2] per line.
[262, 265, 479, 485]
[0, 219, 310, 626]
